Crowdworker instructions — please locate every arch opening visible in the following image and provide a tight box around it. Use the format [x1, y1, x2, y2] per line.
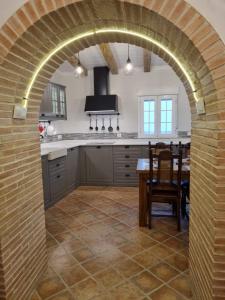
[25, 28, 200, 103]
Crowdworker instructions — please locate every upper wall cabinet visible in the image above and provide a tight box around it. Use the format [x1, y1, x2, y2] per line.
[39, 82, 67, 121]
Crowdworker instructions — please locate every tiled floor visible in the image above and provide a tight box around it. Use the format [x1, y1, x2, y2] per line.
[32, 186, 191, 300]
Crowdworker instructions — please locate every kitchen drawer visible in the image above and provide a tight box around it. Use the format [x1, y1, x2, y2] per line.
[114, 171, 139, 186]
[49, 156, 66, 170]
[114, 162, 137, 171]
[113, 146, 142, 155]
[50, 171, 66, 203]
[114, 154, 141, 164]
[49, 169, 66, 183]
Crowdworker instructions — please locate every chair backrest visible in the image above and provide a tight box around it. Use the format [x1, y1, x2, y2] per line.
[184, 142, 191, 158]
[155, 142, 173, 154]
[149, 147, 183, 188]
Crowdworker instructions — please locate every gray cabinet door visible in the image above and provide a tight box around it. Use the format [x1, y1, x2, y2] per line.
[79, 147, 86, 185]
[41, 155, 51, 209]
[48, 156, 67, 205]
[66, 147, 80, 192]
[39, 82, 67, 121]
[85, 146, 113, 185]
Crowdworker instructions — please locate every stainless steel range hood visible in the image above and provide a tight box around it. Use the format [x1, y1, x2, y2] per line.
[85, 67, 118, 114]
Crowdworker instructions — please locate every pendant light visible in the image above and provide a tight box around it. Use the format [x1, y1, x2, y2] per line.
[75, 52, 84, 77]
[125, 44, 133, 74]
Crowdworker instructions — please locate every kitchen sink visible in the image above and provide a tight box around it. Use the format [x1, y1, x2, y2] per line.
[48, 148, 67, 160]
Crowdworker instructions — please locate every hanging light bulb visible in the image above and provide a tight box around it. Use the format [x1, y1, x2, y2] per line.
[75, 52, 84, 77]
[125, 44, 133, 74]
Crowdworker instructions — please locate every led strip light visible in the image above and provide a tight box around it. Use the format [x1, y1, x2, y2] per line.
[25, 28, 199, 104]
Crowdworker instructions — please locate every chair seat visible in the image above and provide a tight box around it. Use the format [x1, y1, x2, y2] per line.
[151, 180, 178, 192]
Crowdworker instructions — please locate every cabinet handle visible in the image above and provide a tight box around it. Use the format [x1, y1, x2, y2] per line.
[125, 155, 130, 158]
[125, 174, 131, 177]
[56, 163, 60, 167]
[96, 146, 101, 149]
[57, 175, 61, 178]
[125, 145, 130, 149]
[125, 164, 130, 168]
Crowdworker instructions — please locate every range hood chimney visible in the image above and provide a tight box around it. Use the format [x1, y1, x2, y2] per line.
[85, 67, 118, 114]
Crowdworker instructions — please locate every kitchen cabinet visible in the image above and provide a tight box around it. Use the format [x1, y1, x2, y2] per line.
[48, 156, 67, 205]
[39, 82, 67, 121]
[79, 147, 87, 185]
[84, 146, 113, 185]
[66, 147, 80, 192]
[113, 145, 142, 186]
[41, 144, 146, 209]
[41, 155, 51, 209]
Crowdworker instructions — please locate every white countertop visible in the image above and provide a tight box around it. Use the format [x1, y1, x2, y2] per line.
[41, 138, 190, 156]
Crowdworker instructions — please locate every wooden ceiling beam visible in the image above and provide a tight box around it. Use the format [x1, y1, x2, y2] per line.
[67, 55, 88, 76]
[143, 49, 151, 72]
[99, 43, 118, 74]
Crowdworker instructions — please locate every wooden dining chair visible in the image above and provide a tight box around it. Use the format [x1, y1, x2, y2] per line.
[147, 148, 183, 231]
[155, 141, 173, 154]
[181, 142, 190, 218]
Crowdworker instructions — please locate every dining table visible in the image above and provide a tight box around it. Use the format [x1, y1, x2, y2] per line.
[136, 158, 190, 227]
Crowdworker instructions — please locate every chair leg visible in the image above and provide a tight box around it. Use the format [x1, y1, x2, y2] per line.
[181, 190, 186, 218]
[177, 198, 181, 231]
[148, 199, 152, 229]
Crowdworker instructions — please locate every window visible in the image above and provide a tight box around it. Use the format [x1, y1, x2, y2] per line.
[139, 95, 177, 138]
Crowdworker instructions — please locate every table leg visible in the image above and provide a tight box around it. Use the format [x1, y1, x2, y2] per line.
[139, 173, 147, 227]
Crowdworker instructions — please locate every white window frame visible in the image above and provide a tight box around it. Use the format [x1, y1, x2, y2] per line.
[138, 94, 177, 138]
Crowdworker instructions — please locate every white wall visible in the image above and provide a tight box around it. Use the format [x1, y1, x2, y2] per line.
[50, 66, 191, 134]
[0, 1, 225, 43]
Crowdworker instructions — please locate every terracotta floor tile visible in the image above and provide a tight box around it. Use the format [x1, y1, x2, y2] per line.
[115, 258, 144, 278]
[146, 231, 171, 243]
[165, 253, 189, 272]
[169, 274, 193, 298]
[110, 282, 144, 300]
[163, 237, 188, 252]
[131, 270, 163, 294]
[47, 246, 67, 259]
[71, 277, 104, 300]
[36, 276, 66, 299]
[119, 242, 144, 257]
[34, 187, 190, 299]
[150, 244, 175, 260]
[94, 267, 124, 288]
[60, 265, 89, 286]
[133, 249, 161, 268]
[149, 262, 179, 282]
[54, 232, 77, 243]
[150, 285, 186, 300]
[30, 291, 41, 300]
[82, 257, 109, 274]
[72, 247, 95, 263]
[47, 290, 75, 300]
[49, 254, 78, 272]
[46, 233, 58, 248]
[112, 222, 131, 232]
[62, 239, 86, 253]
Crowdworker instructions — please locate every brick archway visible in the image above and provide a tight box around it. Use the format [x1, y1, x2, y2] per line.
[0, 1, 224, 299]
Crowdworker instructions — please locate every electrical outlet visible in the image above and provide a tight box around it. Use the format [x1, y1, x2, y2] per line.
[13, 104, 27, 119]
[117, 132, 122, 138]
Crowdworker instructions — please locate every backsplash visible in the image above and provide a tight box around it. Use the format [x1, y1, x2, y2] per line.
[40, 130, 190, 143]
[41, 132, 138, 143]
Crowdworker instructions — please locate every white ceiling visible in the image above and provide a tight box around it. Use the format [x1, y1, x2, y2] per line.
[58, 43, 167, 73]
